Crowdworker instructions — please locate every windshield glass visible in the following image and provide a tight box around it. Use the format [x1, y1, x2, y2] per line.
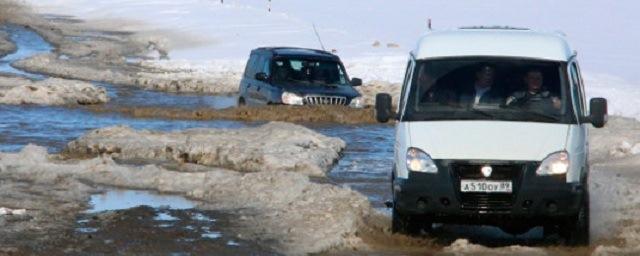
[403, 58, 576, 124]
[271, 58, 349, 86]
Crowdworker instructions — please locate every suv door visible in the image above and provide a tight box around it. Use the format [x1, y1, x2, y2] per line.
[247, 54, 272, 104]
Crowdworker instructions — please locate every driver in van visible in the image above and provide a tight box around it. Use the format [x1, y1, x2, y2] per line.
[506, 69, 562, 110]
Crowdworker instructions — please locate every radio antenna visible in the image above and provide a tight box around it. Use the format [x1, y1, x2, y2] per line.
[312, 23, 326, 51]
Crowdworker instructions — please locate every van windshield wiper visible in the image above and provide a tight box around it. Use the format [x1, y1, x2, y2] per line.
[468, 106, 497, 120]
[519, 110, 559, 122]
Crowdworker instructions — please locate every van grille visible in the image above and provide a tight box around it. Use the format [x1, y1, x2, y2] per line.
[304, 96, 347, 106]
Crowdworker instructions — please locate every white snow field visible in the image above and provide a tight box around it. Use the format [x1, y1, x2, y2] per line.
[25, 0, 640, 119]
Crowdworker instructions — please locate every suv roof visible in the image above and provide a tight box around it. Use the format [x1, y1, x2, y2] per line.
[253, 47, 339, 60]
[413, 28, 574, 61]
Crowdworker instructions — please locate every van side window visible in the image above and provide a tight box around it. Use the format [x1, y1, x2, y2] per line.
[569, 63, 586, 117]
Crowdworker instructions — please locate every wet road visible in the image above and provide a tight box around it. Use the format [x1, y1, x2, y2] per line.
[0, 24, 570, 254]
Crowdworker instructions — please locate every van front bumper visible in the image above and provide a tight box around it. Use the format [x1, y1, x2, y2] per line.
[393, 160, 585, 224]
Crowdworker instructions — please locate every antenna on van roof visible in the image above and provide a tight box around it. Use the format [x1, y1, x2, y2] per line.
[312, 23, 327, 51]
[428, 18, 432, 30]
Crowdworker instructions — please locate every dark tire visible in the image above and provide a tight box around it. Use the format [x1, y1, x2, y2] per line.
[238, 97, 246, 106]
[561, 192, 590, 246]
[391, 207, 431, 236]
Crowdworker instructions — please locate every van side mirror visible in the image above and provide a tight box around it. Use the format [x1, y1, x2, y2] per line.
[255, 72, 269, 82]
[375, 93, 395, 123]
[351, 78, 363, 87]
[589, 98, 608, 128]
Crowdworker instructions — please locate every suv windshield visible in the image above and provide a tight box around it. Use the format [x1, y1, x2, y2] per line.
[271, 58, 349, 86]
[402, 58, 576, 124]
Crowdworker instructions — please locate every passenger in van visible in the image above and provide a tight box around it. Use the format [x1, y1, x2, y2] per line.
[506, 69, 562, 110]
[459, 64, 503, 106]
[418, 65, 456, 104]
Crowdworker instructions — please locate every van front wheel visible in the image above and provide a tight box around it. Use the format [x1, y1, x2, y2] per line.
[561, 192, 590, 246]
[391, 207, 431, 236]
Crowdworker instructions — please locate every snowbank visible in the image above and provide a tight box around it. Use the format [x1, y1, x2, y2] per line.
[589, 117, 640, 162]
[13, 54, 241, 94]
[65, 122, 345, 176]
[0, 76, 108, 105]
[0, 144, 372, 255]
[0, 30, 15, 58]
[442, 239, 547, 256]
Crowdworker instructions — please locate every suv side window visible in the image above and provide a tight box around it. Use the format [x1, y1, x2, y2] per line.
[244, 54, 258, 78]
[569, 62, 586, 117]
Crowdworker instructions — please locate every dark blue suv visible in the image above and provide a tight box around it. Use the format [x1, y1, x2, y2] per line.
[238, 47, 363, 107]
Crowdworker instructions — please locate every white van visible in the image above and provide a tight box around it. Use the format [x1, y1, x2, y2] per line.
[376, 26, 607, 245]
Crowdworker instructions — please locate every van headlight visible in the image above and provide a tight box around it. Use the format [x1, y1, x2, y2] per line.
[406, 147, 438, 173]
[281, 92, 304, 105]
[349, 97, 364, 108]
[536, 151, 569, 176]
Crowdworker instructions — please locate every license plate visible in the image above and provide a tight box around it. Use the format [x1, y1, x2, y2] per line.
[460, 180, 512, 193]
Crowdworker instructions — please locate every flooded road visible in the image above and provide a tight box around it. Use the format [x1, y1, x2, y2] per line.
[0, 23, 615, 255]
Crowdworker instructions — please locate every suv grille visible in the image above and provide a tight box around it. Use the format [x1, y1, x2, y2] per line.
[304, 96, 347, 106]
[452, 164, 523, 212]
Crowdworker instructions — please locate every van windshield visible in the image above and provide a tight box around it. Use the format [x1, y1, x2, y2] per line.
[402, 58, 576, 124]
[271, 58, 349, 86]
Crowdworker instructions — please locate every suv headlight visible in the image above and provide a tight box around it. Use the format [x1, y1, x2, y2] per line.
[281, 92, 304, 105]
[536, 151, 569, 176]
[406, 147, 438, 173]
[349, 97, 364, 108]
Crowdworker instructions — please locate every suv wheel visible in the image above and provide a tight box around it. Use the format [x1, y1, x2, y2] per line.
[560, 192, 590, 246]
[391, 207, 431, 236]
[238, 97, 246, 106]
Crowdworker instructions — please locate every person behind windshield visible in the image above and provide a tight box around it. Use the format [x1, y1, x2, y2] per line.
[505, 69, 561, 111]
[459, 64, 503, 106]
[418, 64, 455, 104]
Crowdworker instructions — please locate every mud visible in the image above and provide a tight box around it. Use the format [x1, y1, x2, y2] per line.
[64, 122, 346, 176]
[86, 104, 377, 124]
[0, 144, 372, 255]
[0, 76, 108, 105]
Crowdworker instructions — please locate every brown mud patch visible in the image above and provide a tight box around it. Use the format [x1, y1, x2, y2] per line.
[84, 104, 378, 124]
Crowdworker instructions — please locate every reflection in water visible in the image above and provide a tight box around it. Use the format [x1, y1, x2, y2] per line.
[88, 190, 195, 213]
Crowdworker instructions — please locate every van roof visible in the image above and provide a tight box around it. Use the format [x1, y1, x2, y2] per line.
[413, 28, 574, 61]
[253, 47, 339, 60]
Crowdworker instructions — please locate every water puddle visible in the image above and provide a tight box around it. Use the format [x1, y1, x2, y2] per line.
[0, 104, 249, 152]
[74, 189, 275, 254]
[98, 81, 238, 110]
[0, 24, 52, 80]
[87, 190, 195, 213]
